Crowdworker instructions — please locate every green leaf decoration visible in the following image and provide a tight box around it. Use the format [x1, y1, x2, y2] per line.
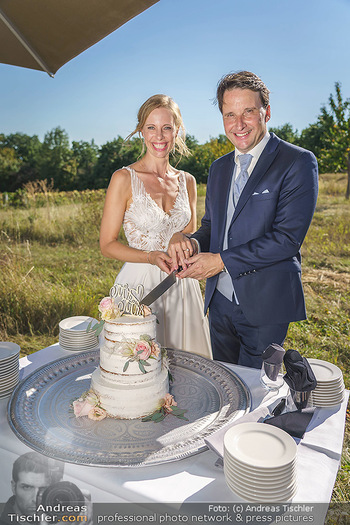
[93, 321, 105, 337]
[140, 334, 152, 342]
[123, 360, 130, 373]
[169, 406, 184, 415]
[168, 371, 174, 382]
[141, 414, 153, 422]
[151, 411, 165, 422]
[140, 360, 151, 367]
[138, 361, 146, 374]
[86, 320, 93, 333]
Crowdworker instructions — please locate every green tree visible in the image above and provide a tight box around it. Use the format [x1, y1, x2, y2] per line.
[0, 132, 41, 190]
[39, 127, 75, 190]
[268, 123, 300, 144]
[178, 135, 233, 183]
[72, 139, 98, 189]
[93, 136, 142, 188]
[299, 122, 327, 159]
[317, 82, 350, 173]
[0, 144, 22, 191]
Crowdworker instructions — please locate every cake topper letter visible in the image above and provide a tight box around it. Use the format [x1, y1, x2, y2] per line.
[109, 283, 145, 316]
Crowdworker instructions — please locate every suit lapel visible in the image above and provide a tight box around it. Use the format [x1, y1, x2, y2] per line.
[232, 134, 280, 220]
[216, 152, 235, 244]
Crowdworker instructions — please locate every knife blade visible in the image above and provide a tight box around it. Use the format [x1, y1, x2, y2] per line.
[141, 270, 178, 306]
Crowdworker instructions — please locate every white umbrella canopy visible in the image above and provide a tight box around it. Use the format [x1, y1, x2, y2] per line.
[0, 0, 159, 77]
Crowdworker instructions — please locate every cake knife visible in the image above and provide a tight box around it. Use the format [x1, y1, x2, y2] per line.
[141, 269, 179, 306]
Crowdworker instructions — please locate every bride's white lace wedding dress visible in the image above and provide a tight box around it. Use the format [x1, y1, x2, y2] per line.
[114, 166, 212, 359]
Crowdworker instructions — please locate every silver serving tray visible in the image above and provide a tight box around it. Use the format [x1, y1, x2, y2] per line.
[8, 349, 251, 467]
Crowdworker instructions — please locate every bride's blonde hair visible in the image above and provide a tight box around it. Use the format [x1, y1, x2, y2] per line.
[125, 94, 190, 158]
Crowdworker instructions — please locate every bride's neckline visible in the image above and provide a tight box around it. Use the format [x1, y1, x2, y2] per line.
[129, 166, 182, 216]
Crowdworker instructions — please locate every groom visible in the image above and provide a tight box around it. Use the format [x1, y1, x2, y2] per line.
[175, 70, 318, 368]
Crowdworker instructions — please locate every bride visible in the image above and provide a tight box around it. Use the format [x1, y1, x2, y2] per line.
[99, 94, 212, 359]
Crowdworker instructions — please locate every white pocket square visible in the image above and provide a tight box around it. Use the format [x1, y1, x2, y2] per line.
[262, 189, 270, 194]
[252, 192, 259, 195]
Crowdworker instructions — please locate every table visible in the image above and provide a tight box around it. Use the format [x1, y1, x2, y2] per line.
[0, 344, 348, 522]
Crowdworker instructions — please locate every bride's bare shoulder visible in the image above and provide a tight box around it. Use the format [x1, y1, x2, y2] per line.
[109, 167, 132, 186]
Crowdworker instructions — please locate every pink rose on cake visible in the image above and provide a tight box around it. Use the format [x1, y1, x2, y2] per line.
[72, 391, 99, 417]
[88, 406, 107, 421]
[142, 305, 152, 317]
[98, 297, 121, 321]
[134, 340, 151, 360]
[163, 393, 177, 413]
[72, 398, 94, 418]
[151, 341, 161, 358]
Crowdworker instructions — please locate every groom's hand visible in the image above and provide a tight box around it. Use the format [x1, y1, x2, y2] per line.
[177, 253, 224, 280]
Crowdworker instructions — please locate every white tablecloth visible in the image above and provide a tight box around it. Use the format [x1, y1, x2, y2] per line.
[0, 344, 348, 512]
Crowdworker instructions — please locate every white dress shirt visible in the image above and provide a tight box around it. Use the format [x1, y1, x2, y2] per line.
[216, 132, 271, 302]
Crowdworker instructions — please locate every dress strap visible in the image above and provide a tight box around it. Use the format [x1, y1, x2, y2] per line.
[123, 166, 145, 199]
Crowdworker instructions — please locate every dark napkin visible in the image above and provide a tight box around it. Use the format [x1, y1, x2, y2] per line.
[263, 409, 314, 439]
[283, 349, 317, 392]
[262, 343, 285, 364]
[261, 343, 285, 380]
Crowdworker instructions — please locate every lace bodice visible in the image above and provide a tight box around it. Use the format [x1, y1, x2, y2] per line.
[123, 167, 191, 251]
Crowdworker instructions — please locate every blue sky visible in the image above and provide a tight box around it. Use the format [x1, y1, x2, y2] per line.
[1, 0, 350, 146]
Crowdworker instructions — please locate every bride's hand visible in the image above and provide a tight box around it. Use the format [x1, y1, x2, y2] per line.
[148, 251, 173, 274]
[168, 233, 197, 271]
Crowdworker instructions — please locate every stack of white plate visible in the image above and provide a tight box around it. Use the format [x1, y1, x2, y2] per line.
[308, 358, 345, 407]
[223, 422, 297, 502]
[59, 316, 99, 351]
[0, 342, 20, 398]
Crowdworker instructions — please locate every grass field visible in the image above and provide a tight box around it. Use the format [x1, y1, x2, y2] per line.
[0, 174, 349, 516]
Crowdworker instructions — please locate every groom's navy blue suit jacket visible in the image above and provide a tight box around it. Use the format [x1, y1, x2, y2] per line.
[192, 133, 318, 326]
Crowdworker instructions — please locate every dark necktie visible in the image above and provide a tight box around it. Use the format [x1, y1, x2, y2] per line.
[234, 154, 252, 206]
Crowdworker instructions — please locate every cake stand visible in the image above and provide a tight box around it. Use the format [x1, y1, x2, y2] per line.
[8, 349, 251, 467]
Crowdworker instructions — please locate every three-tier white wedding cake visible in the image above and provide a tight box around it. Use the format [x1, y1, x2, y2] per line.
[72, 284, 178, 421]
[91, 311, 169, 419]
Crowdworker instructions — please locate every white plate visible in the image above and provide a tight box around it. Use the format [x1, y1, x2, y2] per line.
[311, 399, 344, 408]
[0, 387, 17, 398]
[0, 362, 19, 373]
[311, 390, 345, 399]
[59, 331, 98, 339]
[0, 342, 20, 362]
[0, 378, 19, 391]
[59, 337, 98, 345]
[225, 472, 296, 495]
[59, 316, 97, 332]
[224, 453, 296, 479]
[225, 475, 297, 502]
[59, 340, 99, 348]
[0, 371, 19, 384]
[224, 462, 295, 488]
[312, 391, 345, 400]
[225, 473, 297, 497]
[312, 383, 345, 394]
[224, 422, 297, 469]
[308, 359, 342, 382]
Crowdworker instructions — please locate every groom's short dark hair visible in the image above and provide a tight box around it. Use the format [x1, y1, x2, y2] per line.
[216, 70, 270, 112]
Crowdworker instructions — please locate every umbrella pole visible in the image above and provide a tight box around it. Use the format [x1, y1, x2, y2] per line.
[0, 8, 54, 77]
